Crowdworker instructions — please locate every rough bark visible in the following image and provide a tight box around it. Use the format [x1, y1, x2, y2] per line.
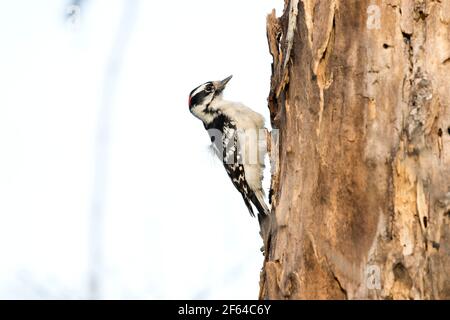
[260, 0, 450, 299]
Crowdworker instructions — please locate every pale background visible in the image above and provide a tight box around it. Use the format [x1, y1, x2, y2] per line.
[0, 0, 283, 299]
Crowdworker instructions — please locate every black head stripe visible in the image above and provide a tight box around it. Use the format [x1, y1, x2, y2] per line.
[189, 84, 203, 99]
[189, 82, 214, 108]
[189, 90, 209, 109]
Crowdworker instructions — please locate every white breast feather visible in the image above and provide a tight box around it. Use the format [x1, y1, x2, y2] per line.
[211, 100, 267, 194]
[213, 100, 265, 130]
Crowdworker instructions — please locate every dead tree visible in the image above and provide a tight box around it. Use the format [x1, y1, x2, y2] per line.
[260, 0, 450, 299]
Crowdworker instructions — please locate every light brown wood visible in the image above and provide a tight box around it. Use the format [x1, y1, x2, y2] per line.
[259, 0, 450, 299]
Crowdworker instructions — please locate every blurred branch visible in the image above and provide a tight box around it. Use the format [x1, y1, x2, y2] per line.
[89, 0, 139, 299]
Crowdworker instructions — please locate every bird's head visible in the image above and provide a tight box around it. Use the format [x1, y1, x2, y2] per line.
[188, 75, 232, 112]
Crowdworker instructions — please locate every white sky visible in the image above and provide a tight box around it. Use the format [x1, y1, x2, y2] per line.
[0, 0, 283, 299]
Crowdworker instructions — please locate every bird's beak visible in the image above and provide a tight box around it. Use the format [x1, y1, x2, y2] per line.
[214, 75, 233, 93]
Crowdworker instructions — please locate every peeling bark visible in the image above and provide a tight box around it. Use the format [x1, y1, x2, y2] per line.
[260, 0, 450, 300]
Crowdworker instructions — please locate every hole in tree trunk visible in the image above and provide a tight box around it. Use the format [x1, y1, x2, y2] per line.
[393, 263, 413, 288]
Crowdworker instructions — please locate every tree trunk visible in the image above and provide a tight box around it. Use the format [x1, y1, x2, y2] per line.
[259, 0, 450, 299]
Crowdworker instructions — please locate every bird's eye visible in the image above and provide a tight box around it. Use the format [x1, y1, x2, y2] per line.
[205, 85, 213, 93]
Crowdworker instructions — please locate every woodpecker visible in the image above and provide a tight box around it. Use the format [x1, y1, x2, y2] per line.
[189, 75, 269, 217]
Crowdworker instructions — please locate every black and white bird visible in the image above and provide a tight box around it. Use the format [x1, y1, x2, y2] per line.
[188, 75, 269, 217]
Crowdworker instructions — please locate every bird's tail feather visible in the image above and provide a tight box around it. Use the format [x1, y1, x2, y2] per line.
[242, 196, 256, 217]
[252, 190, 270, 216]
